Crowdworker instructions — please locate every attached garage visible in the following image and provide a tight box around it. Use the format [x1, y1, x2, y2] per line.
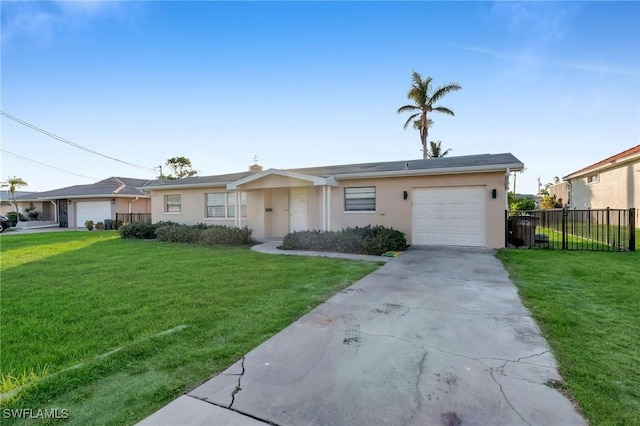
[412, 186, 487, 247]
[75, 201, 112, 228]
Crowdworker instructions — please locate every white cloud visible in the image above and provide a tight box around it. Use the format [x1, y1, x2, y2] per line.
[1, 1, 133, 46]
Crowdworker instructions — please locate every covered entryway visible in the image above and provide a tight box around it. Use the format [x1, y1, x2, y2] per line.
[75, 201, 112, 228]
[412, 186, 486, 247]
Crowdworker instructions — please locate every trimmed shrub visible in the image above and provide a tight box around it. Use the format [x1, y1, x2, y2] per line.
[85, 220, 94, 231]
[95, 221, 105, 230]
[118, 222, 158, 239]
[6, 212, 27, 226]
[155, 224, 202, 243]
[199, 226, 253, 245]
[282, 225, 407, 255]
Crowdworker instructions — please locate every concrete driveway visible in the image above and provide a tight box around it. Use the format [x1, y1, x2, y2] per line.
[139, 247, 586, 426]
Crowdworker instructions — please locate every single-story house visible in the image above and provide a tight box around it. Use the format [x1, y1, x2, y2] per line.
[563, 145, 639, 226]
[15, 177, 152, 228]
[141, 153, 524, 248]
[1, 191, 36, 215]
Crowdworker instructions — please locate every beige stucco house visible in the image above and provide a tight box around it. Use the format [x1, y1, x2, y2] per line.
[15, 177, 152, 228]
[563, 145, 639, 226]
[142, 153, 524, 248]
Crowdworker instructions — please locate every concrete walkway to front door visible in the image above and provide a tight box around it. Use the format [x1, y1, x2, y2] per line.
[138, 246, 585, 426]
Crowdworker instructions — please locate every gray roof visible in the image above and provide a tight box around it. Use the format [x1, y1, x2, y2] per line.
[288, 153, 523, 177]
[1, 191, 36, 202]
[142, 153, 524, 189]
[15, 177, 152, 201]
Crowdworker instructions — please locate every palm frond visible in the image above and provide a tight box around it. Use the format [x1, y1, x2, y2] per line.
[432, 106, 455, 116]
[396, 104, 420, 114]
[429, 83, 462, 105]
[402, 113, 420, 129]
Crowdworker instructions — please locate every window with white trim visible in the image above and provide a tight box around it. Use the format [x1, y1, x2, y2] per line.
[206, 192, 247, 218]
[344, 187, 376, 211]
[164, 195, 181, 213]
[587, 174, 599, 184]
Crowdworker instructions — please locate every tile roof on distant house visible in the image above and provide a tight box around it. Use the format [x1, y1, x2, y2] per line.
[563, 145, 640, 180]
[142, 153, 524, 190]
[15, 177, 152, 201]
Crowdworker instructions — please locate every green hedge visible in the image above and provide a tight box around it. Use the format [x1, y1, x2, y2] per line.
[119, 222, 253, 246]
[282, 225, 407, 255]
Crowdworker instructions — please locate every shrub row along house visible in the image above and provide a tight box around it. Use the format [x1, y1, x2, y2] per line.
[140, 153, 523, 249]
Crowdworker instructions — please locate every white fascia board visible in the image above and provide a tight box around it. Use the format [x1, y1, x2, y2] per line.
[227, 169, 336, 190]
[333, 163, 525, 180]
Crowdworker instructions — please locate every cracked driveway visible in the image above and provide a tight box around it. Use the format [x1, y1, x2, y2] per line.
[139, 247, 586, 426]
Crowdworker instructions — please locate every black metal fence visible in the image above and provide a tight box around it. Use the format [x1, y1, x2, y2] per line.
[115, 213, 152, 226]
[507, 208, 636, 252]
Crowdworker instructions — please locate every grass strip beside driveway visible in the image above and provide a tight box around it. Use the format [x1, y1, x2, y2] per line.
[497, 249, 639, 426]
[1, 232, 380, 425]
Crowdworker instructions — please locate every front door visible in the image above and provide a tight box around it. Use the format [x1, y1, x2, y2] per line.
[289, 188, 307, 232]
[58, 199, 68, 228]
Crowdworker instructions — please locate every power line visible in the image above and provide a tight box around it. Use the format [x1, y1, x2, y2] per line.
[1, 111, 158, 173]
[1, 149, 98, 181]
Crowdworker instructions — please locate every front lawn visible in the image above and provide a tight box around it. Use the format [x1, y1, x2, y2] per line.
[0, 232, 379, 425]
[497, 249, 639, 426]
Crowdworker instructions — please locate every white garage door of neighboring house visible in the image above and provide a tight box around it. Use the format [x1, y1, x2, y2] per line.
[76, 201, 112, 228]
[412, 187, 487, 247]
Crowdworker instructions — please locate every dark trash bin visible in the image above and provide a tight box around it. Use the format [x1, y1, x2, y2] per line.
[104, 219, 113, 230]
[511, 215, 539, 248]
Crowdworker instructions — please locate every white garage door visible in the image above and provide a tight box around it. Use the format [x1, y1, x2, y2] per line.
[412, 187, 486, 247]
[76, 201, 112, 228]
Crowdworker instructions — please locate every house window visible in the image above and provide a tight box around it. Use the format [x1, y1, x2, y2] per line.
[587, 174, 599, 184]
[164, 195, 181, 213]
[206, 192, 247, 218]
[344, 187, 376, 211]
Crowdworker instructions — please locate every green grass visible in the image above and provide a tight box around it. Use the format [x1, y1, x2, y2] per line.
[0, 231, 380, 425]
[497, 249, 640, 426]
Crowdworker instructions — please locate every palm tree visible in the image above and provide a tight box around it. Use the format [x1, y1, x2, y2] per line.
[425, 141, 452, 158]
[1, 176, 28, 218]
[397, 71, 461, 159]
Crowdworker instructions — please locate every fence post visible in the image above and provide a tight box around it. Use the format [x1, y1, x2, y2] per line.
[630, 208, 636, 252]
[606, 207, 610, 247]
[505, 210, 508, 247]
[562, 207, 567, 250]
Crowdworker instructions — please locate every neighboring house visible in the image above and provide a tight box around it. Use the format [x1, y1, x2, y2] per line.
[141, 153, 524, 248]
[15, 177, 152, 228]
[1, 191, 36, 215]
[546, 182, 569, 205]
[563, 145, 640, 226]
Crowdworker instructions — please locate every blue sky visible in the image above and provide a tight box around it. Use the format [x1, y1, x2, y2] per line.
[2, 1, 638, 194]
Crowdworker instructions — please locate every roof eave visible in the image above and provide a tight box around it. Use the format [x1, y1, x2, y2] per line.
[140, 182, 230, 191]
[333, 163, 524, 180]
[563, 152, 640, 180]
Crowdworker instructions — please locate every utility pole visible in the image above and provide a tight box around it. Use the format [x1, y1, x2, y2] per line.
[537, 177, 542, 194]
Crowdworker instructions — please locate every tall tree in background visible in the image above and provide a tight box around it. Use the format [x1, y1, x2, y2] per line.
[1, 176, 28, 217]
[397, 71, 461, 159]
[164, 157, 198, 179]
[425, 140, 452, 158]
